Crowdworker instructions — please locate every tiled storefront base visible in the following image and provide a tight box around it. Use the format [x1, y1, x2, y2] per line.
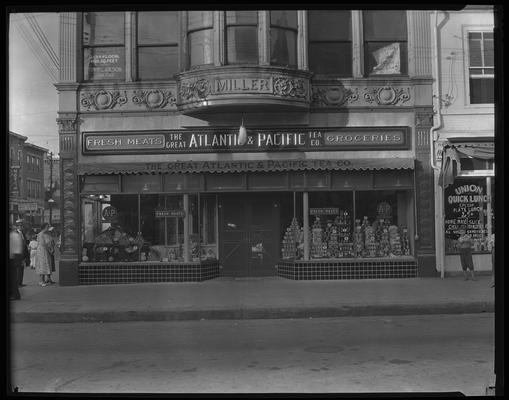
[276, 258, 418, 280]
[78, 261, 221, 285]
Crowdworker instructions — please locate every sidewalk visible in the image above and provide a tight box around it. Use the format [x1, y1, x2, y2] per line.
[11, 261, 495, 323]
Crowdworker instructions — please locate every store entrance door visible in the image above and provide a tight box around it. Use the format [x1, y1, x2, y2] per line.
[219, 193, 280, 277]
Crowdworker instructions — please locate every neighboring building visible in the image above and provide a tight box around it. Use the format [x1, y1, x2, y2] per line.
[43, 153, 61, 226]
[9, 131, 48, 228]
[431, 6, 495, 276]
[56, 10, 436, 286]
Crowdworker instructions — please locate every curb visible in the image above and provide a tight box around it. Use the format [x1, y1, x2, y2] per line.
[11, 302, 495, 323]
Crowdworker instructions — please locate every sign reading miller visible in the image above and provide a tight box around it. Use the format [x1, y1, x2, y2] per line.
[83, 127, 409, 154]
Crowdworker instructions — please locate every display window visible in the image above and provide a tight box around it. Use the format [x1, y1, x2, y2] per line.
[444, 177, 494, 254]
[80, 193, 218, 263]
[280, 190, 413, 261]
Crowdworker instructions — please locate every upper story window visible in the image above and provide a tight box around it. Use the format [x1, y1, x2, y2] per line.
[363, 10, 407, 76]
[308, 10, 351, 76]
[83, 12, 125, 81]
[225, 11, 258, 64]
[18, 150, 22, 162]
[187, 11, 214, 68]
[270, 10, 298, 68]
[468, 31, 494, 104]
[36, 157, 40, 170]
[137, 11, 179, 80]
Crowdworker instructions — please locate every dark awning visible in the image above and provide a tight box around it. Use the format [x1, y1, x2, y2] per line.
[77, 157, 415, 175]
[438, 141, 494, 188]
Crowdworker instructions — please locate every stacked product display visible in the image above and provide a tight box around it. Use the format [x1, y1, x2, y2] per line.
[336, 211, 354, 258]
[280, 201, 412, 260]
[388, 225, 402, 256]
[324, 221, 339, 258]
[281, 217, 303, 260]
[311, 217, 325, 258]
[401, 227, 411, 255]
[353, 219, 364, 258]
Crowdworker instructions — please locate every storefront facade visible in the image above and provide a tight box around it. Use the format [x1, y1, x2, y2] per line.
[56, 10, 436, 285]
[431, 7, 495, 276]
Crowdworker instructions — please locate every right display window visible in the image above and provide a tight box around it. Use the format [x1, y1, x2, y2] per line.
[280, 190, 414, 260]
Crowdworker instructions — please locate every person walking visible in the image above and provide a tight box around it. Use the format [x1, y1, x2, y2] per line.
[14, 219, 30, 287]
[34, 223, 53, 287]
[458, 229, 475, 281]
[9, 225, 24, 300]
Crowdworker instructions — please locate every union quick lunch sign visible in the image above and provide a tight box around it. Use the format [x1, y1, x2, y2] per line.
[82, 127, 409, 154]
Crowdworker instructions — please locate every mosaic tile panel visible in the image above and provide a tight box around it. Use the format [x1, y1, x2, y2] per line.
[78, 261, 220, 285]
[276, 260, 418, 280]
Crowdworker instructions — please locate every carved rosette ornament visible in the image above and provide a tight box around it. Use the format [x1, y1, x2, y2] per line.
[80, 90, 128, 111]
[273, 77, 307, 98]
[311, 86, 359, 107]
[178, 79, 211, 102]
[364, 86, 411, 105]
[132, 89, 177, 109]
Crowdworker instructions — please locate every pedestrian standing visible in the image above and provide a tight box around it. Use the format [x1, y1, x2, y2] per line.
[458, 229, 475, 281]
[47, 226, 57, 284]
[9, 226, 23, 300]
[14, 219, 30, 287]
[29, 232, 38, 269]
[34, 223, 52, 287]
[488, 233, 495, 288]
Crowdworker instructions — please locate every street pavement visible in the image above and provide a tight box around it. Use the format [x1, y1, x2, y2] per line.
[10, 257, 495, 323]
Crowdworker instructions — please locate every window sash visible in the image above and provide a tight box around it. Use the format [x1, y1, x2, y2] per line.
[188, 29, 214, 67]
[137, 11, 178, 45]
[137, 45, 179, 79]
[308, 41, 352, 76]
[270, 27, 297, 67]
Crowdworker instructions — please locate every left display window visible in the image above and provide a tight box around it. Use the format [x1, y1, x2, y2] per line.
[81, 194, 141, 262]
[81, 191, 218, 263]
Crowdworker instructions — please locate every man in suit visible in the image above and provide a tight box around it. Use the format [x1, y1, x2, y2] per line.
[14, 219, 30, 287]
[9, 225, 24, 300]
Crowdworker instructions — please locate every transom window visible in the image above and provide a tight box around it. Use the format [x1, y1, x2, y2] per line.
[468, 31, 494, 104]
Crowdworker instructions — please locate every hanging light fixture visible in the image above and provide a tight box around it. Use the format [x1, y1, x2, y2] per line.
[238, 117, 247, 145]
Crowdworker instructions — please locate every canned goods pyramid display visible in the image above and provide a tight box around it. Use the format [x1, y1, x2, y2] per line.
[281, 217, 303, 259]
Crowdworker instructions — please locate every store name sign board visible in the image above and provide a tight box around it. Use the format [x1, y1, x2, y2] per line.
[215, 78, 272, 94]
[83, 127, 409, 154]
[155, 209, 185, 218]
[309, 208, 340, 216]
[18, 202, 39, 212]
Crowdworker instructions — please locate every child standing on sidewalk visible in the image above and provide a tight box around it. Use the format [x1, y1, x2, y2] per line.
[458, 229, 475, 281]
[29, 232, 38, 269]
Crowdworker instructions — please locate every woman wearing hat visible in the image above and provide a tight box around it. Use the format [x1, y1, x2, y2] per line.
[34, 223, 53, 286]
